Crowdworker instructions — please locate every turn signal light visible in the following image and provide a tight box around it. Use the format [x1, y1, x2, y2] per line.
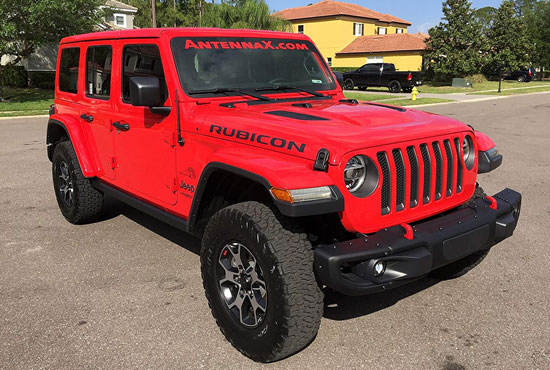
[271, 188, 294, 203]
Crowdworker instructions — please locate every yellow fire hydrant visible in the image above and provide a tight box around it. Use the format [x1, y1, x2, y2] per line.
[411, 86, 419, 101]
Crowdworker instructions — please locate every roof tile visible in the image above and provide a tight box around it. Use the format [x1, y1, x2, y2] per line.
[274, 0, 411, 25]
[337, 33, 427, 54]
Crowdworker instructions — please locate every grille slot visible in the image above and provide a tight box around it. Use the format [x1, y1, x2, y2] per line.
[454, 138, 463, 193]
[377, 152, 391, 215]
[407, 146, 419, 208]
[392, 149, 406, 212]
[420, 144, 431, 204]
[443, 139, 454, 197]
[432, 142, 443, 200]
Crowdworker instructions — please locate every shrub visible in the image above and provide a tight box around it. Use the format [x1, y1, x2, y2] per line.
[330, 67, 358, 73]
[29, 72, 55, 90]
[466, 74, 488, 84]
[1, 65, 27, 88]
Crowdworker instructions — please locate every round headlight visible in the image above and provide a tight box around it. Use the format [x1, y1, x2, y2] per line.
[344, 156, 367, 193]
[463, 135, 475, 170]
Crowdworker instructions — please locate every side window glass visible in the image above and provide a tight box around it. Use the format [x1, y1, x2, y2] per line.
[58, 48, 80, 94]
[86, 46, 112, 99]
[122, 44, 167, 104]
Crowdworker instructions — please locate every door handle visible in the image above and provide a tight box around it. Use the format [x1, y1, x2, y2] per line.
[80, 114, 94, 122]
[112, 121, 130, 131]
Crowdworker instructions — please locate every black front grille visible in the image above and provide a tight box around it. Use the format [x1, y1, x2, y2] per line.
[454, 138, 463, 193]
[407, 146, 419, 208]
[432, 142, 443, 200]
[376, 136, 465, 215]
[392, 149, 405, 212]
[377, 152, 391, 215]
[443, 139, 454, 197]
[420, 144, 431, 204]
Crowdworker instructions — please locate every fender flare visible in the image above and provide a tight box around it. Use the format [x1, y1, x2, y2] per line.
[188, 162, 344, 232]
[47, 115, 100, 177]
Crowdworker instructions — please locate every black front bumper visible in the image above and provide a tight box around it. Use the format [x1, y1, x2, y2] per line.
[314, 188, 521, 296]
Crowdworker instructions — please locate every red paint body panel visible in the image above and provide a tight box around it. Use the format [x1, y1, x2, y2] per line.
[474, 131, 496, 152]
[52, 28, 498, 234]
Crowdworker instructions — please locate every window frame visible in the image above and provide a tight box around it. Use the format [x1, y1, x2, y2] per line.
[57, 47, 81, 95]
[120, 43, 167, 105]
[396, 28, 404, 34]
[377, 27, 387, 35]
[327, 57, 332, 67]
[85, 45, 113, 101]
[353, 23, 364, 36]
[297, 25, 304, 34]
[113, 13, 127, 28]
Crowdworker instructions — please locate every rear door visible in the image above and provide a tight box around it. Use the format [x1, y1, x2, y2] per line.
[111, 40, 177, 206]
[79, 43, 116, 180]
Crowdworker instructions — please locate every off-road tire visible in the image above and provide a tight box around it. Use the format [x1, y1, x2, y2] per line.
[389, 80, 402, 93]
[201, 201, 324, 362]
[430, 185, 489, 280]
[517, 75, 526, 83]
[52, 141, 104, 224]
[343, 78, 354, 90]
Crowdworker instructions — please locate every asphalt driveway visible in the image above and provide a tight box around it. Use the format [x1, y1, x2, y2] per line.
[1, 94, 549, 369]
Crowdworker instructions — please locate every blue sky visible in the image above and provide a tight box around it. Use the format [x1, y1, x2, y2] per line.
[266, 0, 503, 33]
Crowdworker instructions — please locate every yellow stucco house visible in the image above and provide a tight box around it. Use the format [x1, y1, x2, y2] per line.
[275, 0, 427, 71]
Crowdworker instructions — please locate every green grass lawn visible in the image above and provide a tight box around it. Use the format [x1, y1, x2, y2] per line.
[0, 87, 53, 117]
[419, 80, 550, 94]
[468, 85, 550, 96]
[343, 92, 453, 107]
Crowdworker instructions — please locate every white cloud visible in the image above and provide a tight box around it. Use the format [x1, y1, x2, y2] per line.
[412, 22, 436, 34]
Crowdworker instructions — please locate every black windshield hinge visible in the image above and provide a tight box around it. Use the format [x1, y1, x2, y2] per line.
[314, 148, 330, 172]
[339, 99, 358, 104]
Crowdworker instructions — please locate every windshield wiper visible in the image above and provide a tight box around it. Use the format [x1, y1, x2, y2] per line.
[255, 85, 325, 97]
[188, 87, 271, 101]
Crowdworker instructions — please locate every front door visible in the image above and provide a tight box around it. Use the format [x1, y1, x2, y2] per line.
[112, 41, 177, 206]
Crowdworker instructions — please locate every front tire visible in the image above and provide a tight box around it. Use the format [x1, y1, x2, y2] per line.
[201, 202, 324, 362]
[517, 75, 526, 83]
[343, 78, 354, 90]
[52, 141, 104, 224]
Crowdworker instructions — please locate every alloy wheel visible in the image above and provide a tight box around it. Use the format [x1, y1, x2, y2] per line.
[217, 242, 267, 328]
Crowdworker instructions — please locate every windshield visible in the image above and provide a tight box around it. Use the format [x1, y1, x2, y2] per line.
[171, 37, 337, 96]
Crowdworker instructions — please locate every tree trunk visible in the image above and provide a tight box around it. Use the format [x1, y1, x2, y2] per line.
[0, 65, 4, 102]
[151, 0, 157, 28]
[498, 71, 502, 93]
[173, 0, 177, 27]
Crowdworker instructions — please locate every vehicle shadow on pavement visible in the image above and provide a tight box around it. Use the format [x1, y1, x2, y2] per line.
[323, 277, 441, 321]
[101, 196, 202, 255]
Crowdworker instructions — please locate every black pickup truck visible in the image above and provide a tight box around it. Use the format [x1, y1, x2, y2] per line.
[342, 63, 423, 93]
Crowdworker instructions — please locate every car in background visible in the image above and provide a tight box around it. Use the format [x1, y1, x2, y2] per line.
[504, 68, 536, 83]
[342, 63, 422, 93]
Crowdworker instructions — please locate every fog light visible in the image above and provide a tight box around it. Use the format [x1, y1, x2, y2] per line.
[374, 261, 386, 277]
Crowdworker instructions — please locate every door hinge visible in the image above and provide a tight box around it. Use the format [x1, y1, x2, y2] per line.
[110, 156, 118, 169]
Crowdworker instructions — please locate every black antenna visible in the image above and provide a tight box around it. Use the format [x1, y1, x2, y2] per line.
[176, 89, 184, 147]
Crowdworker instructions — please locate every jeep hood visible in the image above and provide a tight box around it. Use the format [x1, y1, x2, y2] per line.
[193, 100, 471, 164]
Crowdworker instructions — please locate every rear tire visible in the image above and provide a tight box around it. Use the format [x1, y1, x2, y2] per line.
[52, 141, 104, 224]
[517, 75, 526, 83]
[201, 202, 324, 362]
[343, 78, 354, 90]
[388, 80, 402, 93]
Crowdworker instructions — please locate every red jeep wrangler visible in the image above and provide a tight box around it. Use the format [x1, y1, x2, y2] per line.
[47, 28, 521, 362]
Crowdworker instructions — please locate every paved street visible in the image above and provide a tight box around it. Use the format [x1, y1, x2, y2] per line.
[1, 94, 549, 369]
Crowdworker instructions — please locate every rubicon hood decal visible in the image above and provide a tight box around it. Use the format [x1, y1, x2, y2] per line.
[209, 124, 306, 153]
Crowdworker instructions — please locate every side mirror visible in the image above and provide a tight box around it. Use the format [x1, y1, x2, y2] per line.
[333, 71, 344, 89]
[129, 77, 161, 107]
